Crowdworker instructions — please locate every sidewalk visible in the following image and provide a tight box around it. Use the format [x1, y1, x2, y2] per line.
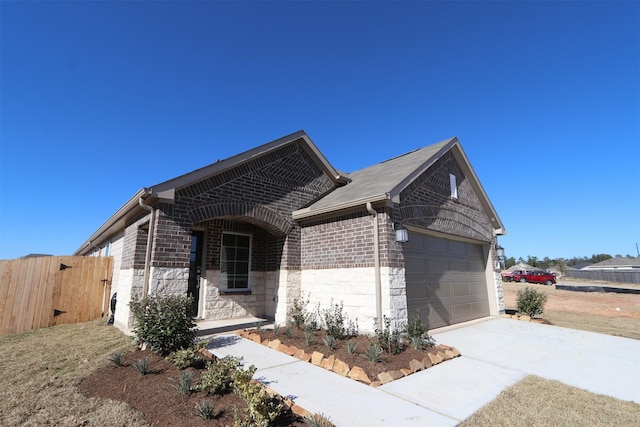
[206, 334, 461, 426]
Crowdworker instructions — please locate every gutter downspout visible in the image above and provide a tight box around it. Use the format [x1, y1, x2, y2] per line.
[138, 198, 156, 299]
[366, 202, 383, 331]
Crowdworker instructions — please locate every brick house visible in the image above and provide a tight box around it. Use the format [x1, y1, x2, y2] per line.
[76, 131, 506, 334]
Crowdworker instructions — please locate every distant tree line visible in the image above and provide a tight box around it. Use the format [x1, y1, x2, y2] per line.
[503, 253, 636, 271]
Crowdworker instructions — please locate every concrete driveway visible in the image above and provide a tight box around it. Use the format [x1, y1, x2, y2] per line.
[380, 317, 640, 422]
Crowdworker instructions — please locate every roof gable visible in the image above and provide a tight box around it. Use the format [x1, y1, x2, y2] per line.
[293, 137, 505, 234]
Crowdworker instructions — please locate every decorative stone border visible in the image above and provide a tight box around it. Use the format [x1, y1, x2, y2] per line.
[501, 313, 546, 324]
[234, 330, 461, 387]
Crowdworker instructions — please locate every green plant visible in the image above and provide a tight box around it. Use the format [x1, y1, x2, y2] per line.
[198, 355, 242, 395]
[288, 295, 310, 329]
[232, 364, 284, 427]
[133, 357, 149, 376]
[346, 340, 358, 355]
[168, 347, 204, 369]
[170, 370, 195, 395]
[304, 328, 313, 346]
[403, 311, 433, 349]
[255, 322, 262, 331]
[194, 399, 216, 420]
[108, 351, 124, 366]
[517, 286, 548, 318]
[374, 316, 404, 354]
[129, 294, 197, 356]
[304, 412, 335, 427]
[285, 326, 292, 338]
[322, 335, 336, 350]
[321, 300, 348, 339]
[363, 342, 383, 363]
[273, 323, 280, 335]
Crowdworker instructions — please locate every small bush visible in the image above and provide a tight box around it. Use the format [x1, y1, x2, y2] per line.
[272, 323, 280, 336]
[321, 300, 355, 340]
[232, 364, 284, 427]
[133, 357, 149, 376]
[130, 294, 197, 356]
[285, 326, 292, 338]
[363, 343, 383, 363]
[374, 316, 404, 354]
[403, 311, 433, 349]
[194, 400, 216, 420]
[322, 335, 336, 350]
[346, 340, 358, 355]
[170, 370, 195, 395]
[304, 327, 313, 346]
[198, 356, 242, 395]
[517, 287, 548, 318]
[168, 347, 204, 369]
[288, 296, 310, 329]
[108, 351, 124, 366]
[304, 413, 335, 427]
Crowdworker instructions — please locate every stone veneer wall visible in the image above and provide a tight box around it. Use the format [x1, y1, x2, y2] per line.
[300, 266, 406, 334]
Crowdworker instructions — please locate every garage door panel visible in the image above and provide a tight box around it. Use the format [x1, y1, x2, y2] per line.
[405, 232, 489, 329]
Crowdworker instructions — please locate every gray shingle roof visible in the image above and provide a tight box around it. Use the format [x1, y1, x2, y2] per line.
[584, 257, 640, 269]
[294, 138, 455, 216]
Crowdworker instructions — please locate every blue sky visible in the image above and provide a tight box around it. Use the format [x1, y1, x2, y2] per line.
[1, 1, 639, 261]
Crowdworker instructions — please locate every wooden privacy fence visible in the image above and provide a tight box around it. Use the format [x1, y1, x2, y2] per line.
[564, 269, 640, 284]
[0, 256, 113, 335]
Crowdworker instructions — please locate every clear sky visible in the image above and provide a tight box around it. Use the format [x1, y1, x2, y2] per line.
[1, 1, 639, 261]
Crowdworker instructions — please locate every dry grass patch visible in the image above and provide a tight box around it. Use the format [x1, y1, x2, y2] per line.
[461, 375, 640, 426]
[0, 318, 147, 426]
[543, 309, 640, 340]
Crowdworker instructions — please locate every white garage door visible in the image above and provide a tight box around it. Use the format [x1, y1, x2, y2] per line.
[405, 232, 489, 329]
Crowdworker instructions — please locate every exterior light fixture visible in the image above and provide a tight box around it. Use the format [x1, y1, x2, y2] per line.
[394, 222, 409, 243]
[495, 245, 505, 259]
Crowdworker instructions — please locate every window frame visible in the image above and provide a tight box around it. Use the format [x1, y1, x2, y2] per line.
[219, 232, 252, 291]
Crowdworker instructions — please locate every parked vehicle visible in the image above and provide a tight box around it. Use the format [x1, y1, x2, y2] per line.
[502, 270, 528, 282]
[514, 270, 556, 286]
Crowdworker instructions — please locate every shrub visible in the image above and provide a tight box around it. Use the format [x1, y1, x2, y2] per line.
[232, 364, 284, 427]
[403, 311, 433, 349]
[304, 413, 335, 427]
[168, 347, 204, 369]
[363, 343, 383, 363]
[108, 351, 124, 367]
[130, 294, 197, 356]
[517, 286, 548, 318]
[321, 300, 357, 340]
[288, 295, 310, 329]
[346, 340, 358, 355]
[170, 370, 195, 395]
[198, 356, 242, 395]
[322, 335, 336, 350]
[374, 316, 404, 354]
[194, 400, 216, 420]
[133, 357, 149, 376]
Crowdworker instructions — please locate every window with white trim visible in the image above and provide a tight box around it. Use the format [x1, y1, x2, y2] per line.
[220, 233, 251, 289]
[449, 173, 458, 200]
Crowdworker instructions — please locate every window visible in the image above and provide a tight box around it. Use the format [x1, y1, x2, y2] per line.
[220, 233, 251, 289]
[449, 173, 458, 199]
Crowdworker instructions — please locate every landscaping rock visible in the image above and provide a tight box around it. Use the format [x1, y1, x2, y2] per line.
[428, 352, 443, 365]
[377, 371, 394, 384]
[268, 339, 281, 350]
[284, 345, 298, 356]
[333, 359, 350, 376]
[347, 366, 371, 383]
[401, 368, 412, 376]
[422, 356, 433, 369]
[249, 333, 262, 343]
[311, 351, 324, 366]
[409, 359, 424, 372]
[519, 315, 531, 322]
[320, 355, 335, 370]
[370, 380, 382, 387]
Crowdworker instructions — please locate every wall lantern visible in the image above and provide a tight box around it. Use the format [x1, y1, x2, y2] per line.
[495, 245, 505, 259]
[394, 222, 409, 243]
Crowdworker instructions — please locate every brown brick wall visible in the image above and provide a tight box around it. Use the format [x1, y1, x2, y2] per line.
[150, 141, 335, 270]
[399, 152, 493, 242]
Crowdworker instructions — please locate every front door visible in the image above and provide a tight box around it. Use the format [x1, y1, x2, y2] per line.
[187, 230, 204, 317]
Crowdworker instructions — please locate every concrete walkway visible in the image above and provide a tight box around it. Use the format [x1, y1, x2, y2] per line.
[205, 317, 640, 426]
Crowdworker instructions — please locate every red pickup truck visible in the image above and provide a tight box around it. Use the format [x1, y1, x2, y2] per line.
[512, 270, 556, 286]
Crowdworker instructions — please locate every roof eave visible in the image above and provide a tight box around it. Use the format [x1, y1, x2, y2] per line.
[292, 193, 391, 221]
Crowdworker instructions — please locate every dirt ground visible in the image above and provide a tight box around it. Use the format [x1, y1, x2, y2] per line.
[502, 279, 640, 321]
